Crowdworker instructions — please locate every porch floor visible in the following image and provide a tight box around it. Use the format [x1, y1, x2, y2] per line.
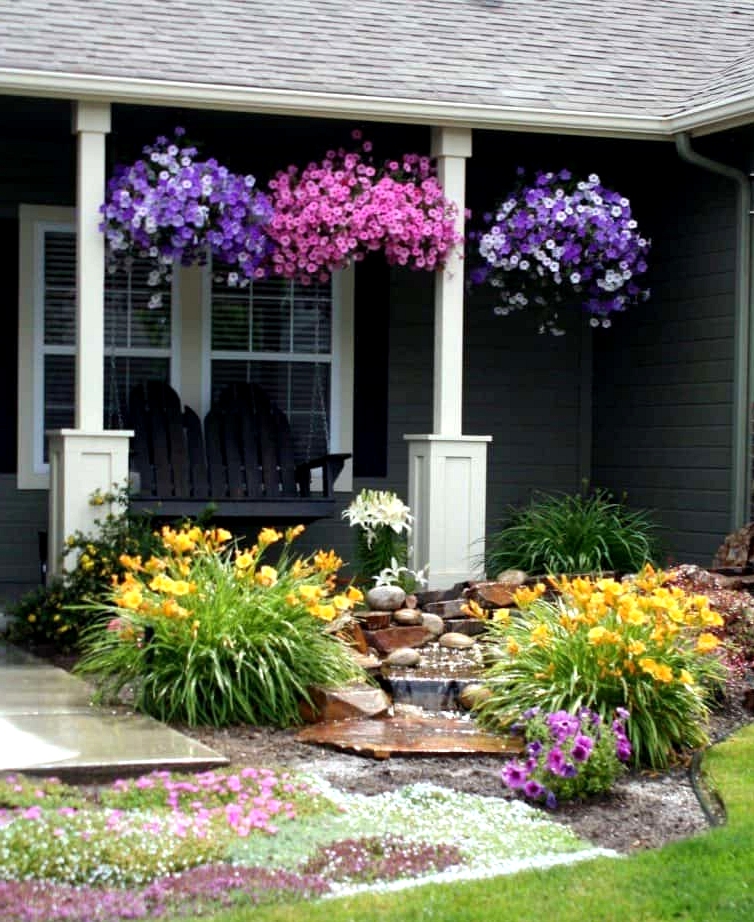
[0, 641, 228, 779]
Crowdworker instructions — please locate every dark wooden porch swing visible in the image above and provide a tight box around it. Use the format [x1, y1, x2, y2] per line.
[127, 380, 349, 524]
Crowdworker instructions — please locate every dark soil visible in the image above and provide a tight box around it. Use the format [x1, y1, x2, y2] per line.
[181, 675, 754, 855]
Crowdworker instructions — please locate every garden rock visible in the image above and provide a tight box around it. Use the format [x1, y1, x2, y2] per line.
[357, 611, 392, 630]
[384, 647, 422, 668]
[465, 581, 516, 609]
[421, 613, 445, 636]
[392, 608, 424, 626]
[362, 626, 432, 654]
[366, 586, 407, 611]
[712, 522, 754, 570]
[439, 632, 476, 649]
[422, 599, 466, 619]
[494, 569, 528, 588]
[442, 618, 488, 637]
[458, 683, 493, 710]
[299, 683, 391, 723]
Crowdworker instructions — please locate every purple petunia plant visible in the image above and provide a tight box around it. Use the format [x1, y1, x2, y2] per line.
[471, 169, 651, 334]
[100, 128, 274, 308]
[500, 706, 632, 808]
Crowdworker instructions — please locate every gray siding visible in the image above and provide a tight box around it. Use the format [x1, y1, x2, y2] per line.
[0, 475, 47, 606]
[591, 166, 736, 565]
[464, 295, 585, 532]
[311, 268, 586, 574]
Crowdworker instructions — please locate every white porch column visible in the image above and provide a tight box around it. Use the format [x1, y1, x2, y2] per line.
[404, 127, 492, 590]
[47, 102, 132, 578]
[73, 101, 110, 429]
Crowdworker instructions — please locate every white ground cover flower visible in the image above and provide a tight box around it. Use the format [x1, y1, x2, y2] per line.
[230, 779, 619, 895]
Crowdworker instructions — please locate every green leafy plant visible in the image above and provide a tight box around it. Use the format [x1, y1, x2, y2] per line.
[476, 569, 728, 768]
[7, 486, 163, 652]
[484, 488, 660, 577]
[74, 524, 366, 727]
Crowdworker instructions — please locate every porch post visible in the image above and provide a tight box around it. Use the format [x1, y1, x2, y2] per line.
[46, 102, 132, 578]
[404, 127, 492, 589]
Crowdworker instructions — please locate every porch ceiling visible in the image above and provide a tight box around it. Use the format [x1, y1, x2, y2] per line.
[1, 2, 754, 139]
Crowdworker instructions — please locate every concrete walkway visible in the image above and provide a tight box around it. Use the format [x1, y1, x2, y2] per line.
[0, 641, 228, 779]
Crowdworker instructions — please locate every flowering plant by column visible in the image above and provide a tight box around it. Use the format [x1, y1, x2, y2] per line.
[471, 169, 651, 334]
[100, 128, 273, 308]
[74, 523, 365, 727]
[342, 489, 415, 582]
[266, 132, 461, 284]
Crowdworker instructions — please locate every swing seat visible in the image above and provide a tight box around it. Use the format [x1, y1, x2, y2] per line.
[128, 381, 349, 523]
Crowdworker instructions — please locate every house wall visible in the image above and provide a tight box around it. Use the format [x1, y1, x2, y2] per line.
[0, 98, 74, 607]
[591, 156, 737, 565]
[0, 101, 744, 602]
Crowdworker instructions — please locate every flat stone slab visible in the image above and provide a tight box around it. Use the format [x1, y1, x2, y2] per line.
[0, 642, 228, 779]
[295, 715, 522, 760]
[0, 712, 229, 777]
[0, 665, 94, 713]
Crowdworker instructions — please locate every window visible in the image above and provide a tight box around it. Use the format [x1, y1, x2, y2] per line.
[18, 205, 176, 486]
[209, 271, 347, 471]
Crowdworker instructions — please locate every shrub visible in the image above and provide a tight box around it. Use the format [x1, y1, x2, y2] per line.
[7, 488, 163, 652]
[484, 488, 660, 577]
[476, 568, 728, 768]
[74, 524, 366, 727]
[500, 707, 631, 808]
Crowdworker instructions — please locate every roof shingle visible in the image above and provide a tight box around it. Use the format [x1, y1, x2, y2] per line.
[1, 1, 753, 125]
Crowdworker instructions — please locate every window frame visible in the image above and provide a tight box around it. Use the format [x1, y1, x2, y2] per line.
[17, 204, 180, 488]
[202, 264, 354, 492]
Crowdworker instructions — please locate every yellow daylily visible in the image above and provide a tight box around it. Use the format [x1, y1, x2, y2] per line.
[696, 632, 720, 653]
[530, 623, 551, 647]
[314, 549, 343, 573]
[461, 599, 487, 620]
[513, 583, 546, 608]
[255, 566, 278, 588]
[257, 527, 283, 547]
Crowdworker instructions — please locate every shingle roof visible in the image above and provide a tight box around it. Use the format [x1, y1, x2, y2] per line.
[1, 1, 754, 132]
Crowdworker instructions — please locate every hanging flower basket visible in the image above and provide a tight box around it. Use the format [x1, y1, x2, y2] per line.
[470, 169, 651, 334]
[265, 131, 461, 284]
[100, 128, 273, 308]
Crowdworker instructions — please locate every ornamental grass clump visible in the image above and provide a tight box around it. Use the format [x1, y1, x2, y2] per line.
[342, 489, 414, 582]
[476, 567, 728, 768]
[484, 488, 660, 578]
[74, 524, 365, 727]
[500, 707, 631, 808]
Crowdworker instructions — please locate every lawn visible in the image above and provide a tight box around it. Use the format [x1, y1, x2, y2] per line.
[185, 724, 754, 922]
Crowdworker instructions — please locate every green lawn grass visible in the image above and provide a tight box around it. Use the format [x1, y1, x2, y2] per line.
[189, 724, 754, 922]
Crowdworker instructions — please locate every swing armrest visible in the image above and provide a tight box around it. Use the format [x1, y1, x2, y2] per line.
[296, 453, 351, 497]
